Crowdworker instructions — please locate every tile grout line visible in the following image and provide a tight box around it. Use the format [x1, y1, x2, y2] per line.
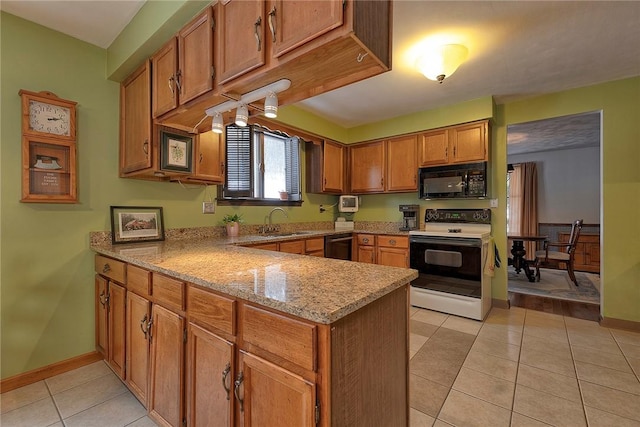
[43, 379, 65, 426]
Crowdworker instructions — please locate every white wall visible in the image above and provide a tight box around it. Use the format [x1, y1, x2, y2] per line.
[508, 146, 600, 224]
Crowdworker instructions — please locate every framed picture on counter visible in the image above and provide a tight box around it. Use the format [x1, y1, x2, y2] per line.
[160, 130, 193, 173]
[110, 206, 165, 244]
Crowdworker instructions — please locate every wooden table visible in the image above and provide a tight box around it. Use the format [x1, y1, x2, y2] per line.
[507, 235, 548, 282]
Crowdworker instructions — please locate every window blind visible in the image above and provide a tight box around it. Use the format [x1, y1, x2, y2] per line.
[224, 125, 252, 198]
[285, 136, 301, 201]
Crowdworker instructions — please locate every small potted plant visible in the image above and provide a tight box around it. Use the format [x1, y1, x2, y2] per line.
[222, 213, 243, 237]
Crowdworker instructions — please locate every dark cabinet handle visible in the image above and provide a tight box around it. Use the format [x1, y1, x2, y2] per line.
[268, 7, 276, 42]
[254, 17, 262, 51]
[222, 363, 231, 400]
[102, 263, 111, 273]
[168, 76, 175, 98]
[99, 290, 108, 307]
[140, 314, 148, 339]
[234, 372, 244, 412]
[143, 140, 149, 155]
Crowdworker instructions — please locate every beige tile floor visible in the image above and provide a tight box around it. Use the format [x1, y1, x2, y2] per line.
[2, 306, 640, 426]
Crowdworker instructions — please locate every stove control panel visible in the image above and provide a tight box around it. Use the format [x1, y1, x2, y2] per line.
[424, 209, 491, 224]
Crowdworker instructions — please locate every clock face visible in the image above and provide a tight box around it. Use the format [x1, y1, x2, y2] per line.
[29, 100, 71, 136]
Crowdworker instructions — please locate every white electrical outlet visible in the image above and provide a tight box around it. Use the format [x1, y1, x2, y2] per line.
[202, 201, 215, 214]
[490, 199, 498, 208]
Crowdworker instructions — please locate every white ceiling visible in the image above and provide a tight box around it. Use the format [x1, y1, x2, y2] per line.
[2, 0, 638, 151]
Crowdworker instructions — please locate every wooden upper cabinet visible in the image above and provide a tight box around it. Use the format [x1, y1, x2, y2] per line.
[179, 7, 214, 105]
[184, 130, 225, 183]
[218, 0, 266, 84]
[419, 120, 489, 167]
[386, 135, 418, 192]
[152, 38, 178, 118]
[120, 60, 152, 175]
[450, 121, 488, 164]
[269, 0, 344, 58]
[350, 141, 385, 193]
[305, 139, 345, 194]
[152, 8, 214, 118]
[418, 129, 448, 167]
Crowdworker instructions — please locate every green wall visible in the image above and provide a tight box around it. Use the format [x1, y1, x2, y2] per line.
[2, 7, 638, 381]
[0, 12, 335, 380]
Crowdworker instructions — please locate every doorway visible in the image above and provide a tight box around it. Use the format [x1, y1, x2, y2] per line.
[505, 112, 602, 320]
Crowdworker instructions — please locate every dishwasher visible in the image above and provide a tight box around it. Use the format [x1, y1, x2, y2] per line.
[324, 233, 353, 260]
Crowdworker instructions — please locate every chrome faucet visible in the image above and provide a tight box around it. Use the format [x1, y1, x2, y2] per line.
[261, 207, 288, 233]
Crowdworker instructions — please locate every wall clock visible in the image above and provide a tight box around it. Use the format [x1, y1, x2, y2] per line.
[20, 90, 76, 140]
[19, 89, 78, 203]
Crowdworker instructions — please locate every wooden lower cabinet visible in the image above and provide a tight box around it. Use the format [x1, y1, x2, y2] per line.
[126, 292, 150, 406]
[558, 232, 600, 273]
[355, 234, 375, 264]
[149, 304, 186, 427]
[95, 275, 126, 379]
[186, 323, 234, 427]
[377, 235, 409, 268]
[94, 256, 409, 427]
[236, 351, 316, 427]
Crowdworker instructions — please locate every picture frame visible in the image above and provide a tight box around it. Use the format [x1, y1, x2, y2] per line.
[110, 206, 165, 244]
[160, 130, 193, 173]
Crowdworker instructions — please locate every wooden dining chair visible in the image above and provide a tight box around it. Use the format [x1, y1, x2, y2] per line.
[534, 219, 584, 285]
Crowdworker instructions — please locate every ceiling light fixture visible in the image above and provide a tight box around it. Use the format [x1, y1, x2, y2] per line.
[211, 112, 224, 134]
[205, 79, 291, 127]
[416, 44, 468, 83]
[264, 92, 278, 118]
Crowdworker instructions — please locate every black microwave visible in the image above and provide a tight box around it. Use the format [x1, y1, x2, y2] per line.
[419, 162, 487, 199]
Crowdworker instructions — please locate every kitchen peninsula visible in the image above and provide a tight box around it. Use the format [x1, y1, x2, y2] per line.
[92, 233, 417, 427]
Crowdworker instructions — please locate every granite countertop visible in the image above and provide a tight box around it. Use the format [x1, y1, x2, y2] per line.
[91, 231, 417, 324]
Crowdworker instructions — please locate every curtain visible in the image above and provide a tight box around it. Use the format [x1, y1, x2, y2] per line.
[508, 162, 539, 258]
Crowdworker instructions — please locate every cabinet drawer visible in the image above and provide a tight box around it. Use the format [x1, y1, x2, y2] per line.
[127, 265, 150, 297]
[377, 235, 408, 249]
[95, 255, 126, 284]
[357, 234, 375, 246]
[152, 273, 185, 312]
[187, 285, 235, 335]
[305, 237, 324, 253]
[241, 304, 316, 371]
[279, 240, 305, 254]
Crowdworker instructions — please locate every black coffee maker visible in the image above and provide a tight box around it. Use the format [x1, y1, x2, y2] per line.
[399, 204, 419, 231]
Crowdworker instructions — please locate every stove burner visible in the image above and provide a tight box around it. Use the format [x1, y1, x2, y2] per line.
[448, 228, 462, 233]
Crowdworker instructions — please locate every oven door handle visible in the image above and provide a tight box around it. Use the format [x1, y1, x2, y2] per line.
[327, 236, 354, 243]
[410, 237, 482, 247]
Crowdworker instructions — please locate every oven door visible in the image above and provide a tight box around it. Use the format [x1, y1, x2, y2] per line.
[410, 236, 483, 298]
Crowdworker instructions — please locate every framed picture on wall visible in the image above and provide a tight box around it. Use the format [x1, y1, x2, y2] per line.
[160, 130, 193, 173]
[110, 206, 165, 244]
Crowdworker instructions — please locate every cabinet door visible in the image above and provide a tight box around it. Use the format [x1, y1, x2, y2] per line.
[218, 0, 266, 84]
[323, 140, 345, 193]
[126, 292, 150, 406]
[179, 7, 214, 105]
[271, 0, 344, 58]
[418, 129, 448, 166]
[377, 247, 409, 268]
[149, 304, 185, 427]
[95, 275, 108, 357]
[236, 351, 315, 427]
[186, 323, 235, 427]
[152, 38, 178, 118]
[350, 141, 385, 193]
[357, 245, 376, 264]
[386, 135, 417, 192]
[450, 121, 487, 164]
[120, 61, 152, 174]
[108, 282, 126, 380]
[192, 130, 224, 182]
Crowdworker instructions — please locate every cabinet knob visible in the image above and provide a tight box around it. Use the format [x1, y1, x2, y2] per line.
[363, 238, 369, 244]
[389, 239, 396, 246]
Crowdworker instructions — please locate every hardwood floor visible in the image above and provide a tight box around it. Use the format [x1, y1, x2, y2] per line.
[508, 292, 600, 322]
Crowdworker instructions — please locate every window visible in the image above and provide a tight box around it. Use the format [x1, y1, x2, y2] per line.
[221, 124, 301, 204]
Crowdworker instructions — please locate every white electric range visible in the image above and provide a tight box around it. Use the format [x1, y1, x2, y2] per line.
[409, 209, 492, 320]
